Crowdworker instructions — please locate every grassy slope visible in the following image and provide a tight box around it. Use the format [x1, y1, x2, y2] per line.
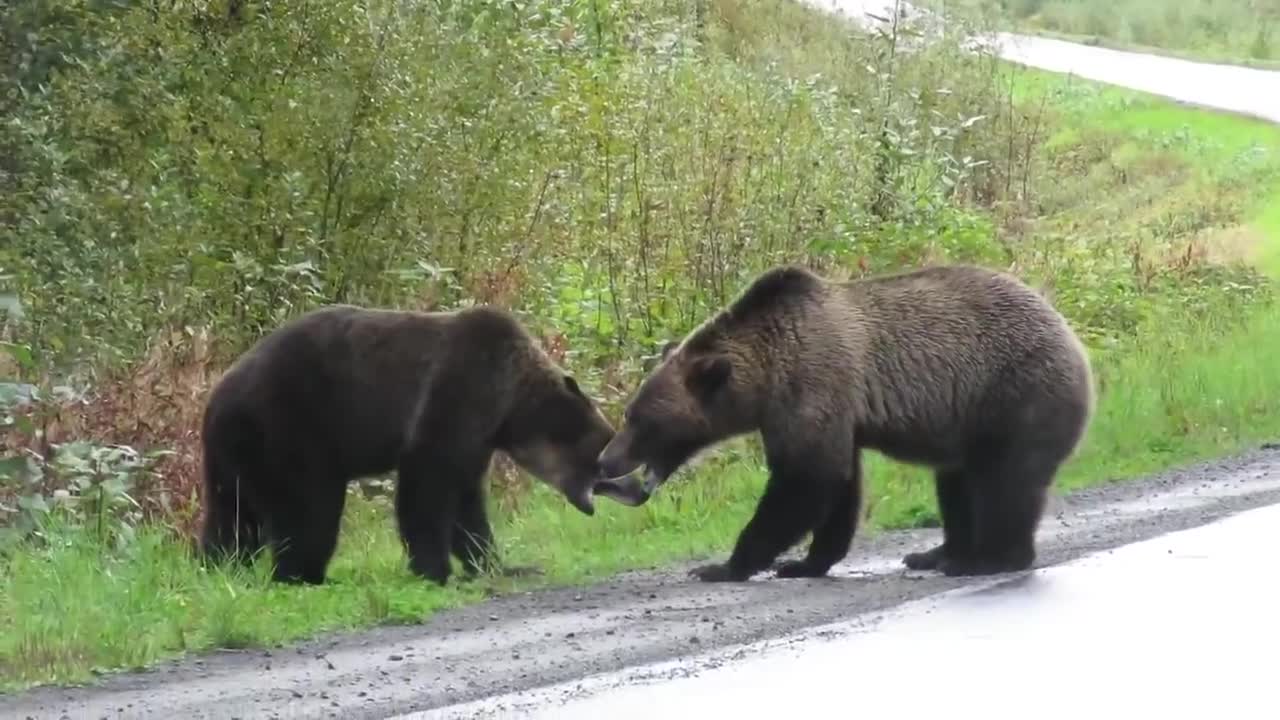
[6, 13, 1280, 697]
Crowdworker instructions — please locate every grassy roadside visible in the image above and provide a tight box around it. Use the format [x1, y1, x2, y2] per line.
[1004, 27, 1280, 72]
[924, 0, 1280, 70]
[5, 1, 1280, 694]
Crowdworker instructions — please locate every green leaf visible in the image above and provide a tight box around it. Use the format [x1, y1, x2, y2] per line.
[0, 294, 22, 320]
[18, 493, 50, 514]
[0, 455, 34, 481]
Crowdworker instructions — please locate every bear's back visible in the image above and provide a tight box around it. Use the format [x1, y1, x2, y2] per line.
[824, 265, 1090, 462]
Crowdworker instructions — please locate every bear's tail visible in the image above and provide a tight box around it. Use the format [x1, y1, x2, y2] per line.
[196, 408, 262, 564]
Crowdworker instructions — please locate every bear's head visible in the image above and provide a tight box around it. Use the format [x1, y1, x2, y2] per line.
[501, 368, 651, 516]
[598, 334, 750, 500]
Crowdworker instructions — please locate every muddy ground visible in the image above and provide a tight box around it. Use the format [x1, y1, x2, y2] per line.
[5, 445, 1280, 719]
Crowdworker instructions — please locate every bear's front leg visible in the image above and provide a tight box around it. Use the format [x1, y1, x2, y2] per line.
[397, 445, 489, 586]
[401, 538, 450, 584]
[693, 434, 851, 583]
[397, 477, 454, 585]
[775, 452, 862, 579]
[691, 479, 831, 583]
[450, 483, 498, 578]
[451, 486, 545, 581]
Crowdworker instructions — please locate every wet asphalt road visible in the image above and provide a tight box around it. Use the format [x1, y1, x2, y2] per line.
[6, 447, 1280, 718]
[7, 6, 1280, 720]
[423, 498, 1280, 720]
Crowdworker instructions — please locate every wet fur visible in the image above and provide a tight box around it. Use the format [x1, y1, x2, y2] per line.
[198, 304, 616, 586]
[602, 264, 1095, 582]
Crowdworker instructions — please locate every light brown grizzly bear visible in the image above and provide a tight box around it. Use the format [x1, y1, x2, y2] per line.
[199, 304, 644, 586]
[598, 263, 1094, 582]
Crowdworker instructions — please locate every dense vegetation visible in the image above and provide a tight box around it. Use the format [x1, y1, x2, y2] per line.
[3, 0, 1280, 691]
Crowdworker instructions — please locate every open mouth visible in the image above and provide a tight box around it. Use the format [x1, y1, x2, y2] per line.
[605, 465, 668, 500]
[577, 464, 669, 513]
[564, 470, 659, 516]
[638, 466, 667, 495]
[594, 472, 653, 505]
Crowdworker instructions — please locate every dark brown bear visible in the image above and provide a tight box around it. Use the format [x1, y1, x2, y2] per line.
[598, 263, 1094, 582]
[198, 304, 644, 586]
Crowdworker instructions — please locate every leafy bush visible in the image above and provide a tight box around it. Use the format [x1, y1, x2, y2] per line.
[0, 1, 1037, 368]
[0, 0, 1272, 527]
[0, 349, 174, 552]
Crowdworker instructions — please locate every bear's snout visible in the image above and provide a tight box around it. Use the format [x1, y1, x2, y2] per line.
[598, 452, 641, 481]
[598, 431, 643, 480]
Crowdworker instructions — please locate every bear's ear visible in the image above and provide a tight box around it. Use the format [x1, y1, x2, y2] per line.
[686, 355, 731, 397]
[660, 340, 679, 360]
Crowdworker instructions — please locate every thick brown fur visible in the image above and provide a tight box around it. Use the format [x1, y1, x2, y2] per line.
[198, 304, 625, 586]
[599, 263, 1095, 582]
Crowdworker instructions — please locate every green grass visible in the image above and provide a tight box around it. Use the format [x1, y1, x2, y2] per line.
[1256, 191, 1280, 273]
[1008, 68, 1280, 273]
[1061, 304, 1280, 483]
[7, 4, 1280, 696]
[0, 459, 773, 691]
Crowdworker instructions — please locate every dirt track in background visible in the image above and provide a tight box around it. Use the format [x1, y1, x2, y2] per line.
[6, 446, 1280, 719]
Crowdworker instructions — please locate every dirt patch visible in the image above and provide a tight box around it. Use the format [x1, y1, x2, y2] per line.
[1197, 223, 1268, 267]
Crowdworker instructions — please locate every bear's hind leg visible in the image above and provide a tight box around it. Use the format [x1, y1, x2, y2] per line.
[261, 467, 347, 585]
[199, 478, 262, 566]
[941, 451, 1054, 577]
[903, 468, 975, 571]
[775, 451, 863, 579]
[198, 437, 264, 567]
